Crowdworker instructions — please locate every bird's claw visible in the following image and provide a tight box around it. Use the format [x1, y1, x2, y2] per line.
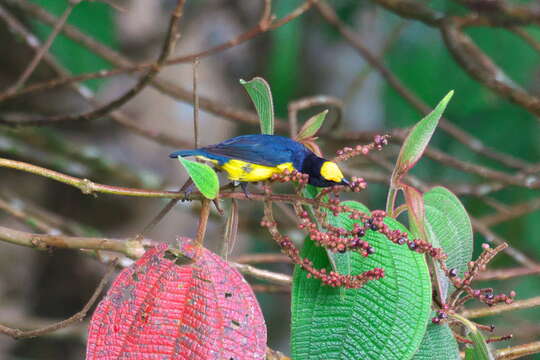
[240, 182, 252, 200]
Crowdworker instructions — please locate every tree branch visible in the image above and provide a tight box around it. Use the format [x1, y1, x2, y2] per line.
[0, 259, 117, 339]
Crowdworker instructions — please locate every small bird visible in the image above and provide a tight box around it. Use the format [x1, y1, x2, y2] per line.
[169, 134, 350, 189]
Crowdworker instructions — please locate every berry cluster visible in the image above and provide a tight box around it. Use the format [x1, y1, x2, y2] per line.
[432, 243, 516, 324]
[260, 218, 384, 288]
[334, 134, 390, 162]
[270, 169, 310, 185]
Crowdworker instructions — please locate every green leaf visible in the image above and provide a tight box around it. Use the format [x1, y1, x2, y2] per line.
[412, 321, 460, 360]
[240, 77, 274, 135]
[291, 201, 432, 360]
[465, 327, 494, 360]
[392, 91, 454, 183]
[177, 157, 219, 199]
[297, 110, 328, 140]
[424, 186, 473, 299]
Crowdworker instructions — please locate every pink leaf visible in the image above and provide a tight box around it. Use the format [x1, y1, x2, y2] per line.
[86, 239, 266, 360]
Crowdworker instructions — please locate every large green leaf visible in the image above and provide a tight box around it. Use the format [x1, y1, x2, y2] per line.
[412, 321, 460, 360]
[291, 201, 432, 360]
[177, 157, 219, 200]
[391, 91, 453, 183]
[240, 77, 274, 135]
[424, 186, 473, 299]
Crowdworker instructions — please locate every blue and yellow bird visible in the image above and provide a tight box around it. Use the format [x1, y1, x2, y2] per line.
[169, 134, 350, 188]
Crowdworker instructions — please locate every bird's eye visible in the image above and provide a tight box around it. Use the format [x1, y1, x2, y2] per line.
[320, 162, 344, 182]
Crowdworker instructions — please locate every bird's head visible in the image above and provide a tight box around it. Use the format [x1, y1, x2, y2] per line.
[301, 153, 350, 188]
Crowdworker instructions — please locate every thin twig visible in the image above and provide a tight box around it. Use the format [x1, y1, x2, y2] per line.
[195, 199, 211, 244]
[315, 0, 533, 171]
[0, 0, 187, 126]
[510, 27, 540, 55]
[288, 95, 343, 138]
[233, 253, 291, 264]
[477, 266, 540, 281]
[471, 217, 538, 267]
[231, 262, 292, 286]
[7, 0, 81, 93]
[496, 341, 540, 360]
[0, 196, 57, 234]
[461, 296, 540, 319]
[480, 197, 540, 227]
[193, 58, 200, 149]
[0, 258, 118, 339]
[0, 225, 146, 259]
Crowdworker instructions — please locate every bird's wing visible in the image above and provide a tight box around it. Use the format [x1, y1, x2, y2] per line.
[201, 135, 297, 167]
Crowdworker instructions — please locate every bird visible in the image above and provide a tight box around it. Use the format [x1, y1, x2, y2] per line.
[169, 134, 350, 191]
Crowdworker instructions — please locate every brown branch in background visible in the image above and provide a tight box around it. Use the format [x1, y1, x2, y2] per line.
[0, 0, 310, 133]
[496, 341, 540, 360]
[6, 0, 81, 94]
[0, 0, 267, 102]
[461, 296, 540, 319]
[233, 253, 291, 264]
[0, 5, 70, 79]
[195, 199, 211, 245]
[0, 196, 57, 234]
[0, 220, 293, 287]
[441, 17, 540, 119]
[221, 198, 239, 259]
[0, 259, 117, 339]
[0, 0, 186, 126]
[0, 225, 146, 259]
[343, 20, 409, 106]
[509, 27, 540, 55]
[477, 266, 540, 281]
[371, 0, 441, 26]
[338, 130, 540, 190]
[232, 262, 292, 286]
[0, 156, 370, 208]
[250, 284, 291, 294]
[471, 217, 537, 267]
[480, 197, 540, 227]
[288, 95, 343, 138]
[0, 2, 188, 149]
[192, 58, 200, 149]
[316, 0, 533, 171]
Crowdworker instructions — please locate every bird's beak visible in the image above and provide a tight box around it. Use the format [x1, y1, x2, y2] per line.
[340, 178, 352, 188]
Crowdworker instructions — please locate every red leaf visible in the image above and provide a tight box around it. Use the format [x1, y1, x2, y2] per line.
[86, 240, 266, 360]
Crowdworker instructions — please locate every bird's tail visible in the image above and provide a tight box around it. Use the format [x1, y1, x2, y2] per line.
[169, 149, 203, 158]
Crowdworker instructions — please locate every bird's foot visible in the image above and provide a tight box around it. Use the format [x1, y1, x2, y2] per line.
[239, 182, 252, 200]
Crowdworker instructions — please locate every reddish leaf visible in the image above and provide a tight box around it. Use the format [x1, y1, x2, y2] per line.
[86, 240, 266, 360]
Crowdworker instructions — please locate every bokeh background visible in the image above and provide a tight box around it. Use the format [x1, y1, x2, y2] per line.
[0, 0, 539, 358]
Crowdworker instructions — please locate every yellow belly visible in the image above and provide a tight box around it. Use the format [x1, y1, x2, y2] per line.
[220, 159, 294, 182]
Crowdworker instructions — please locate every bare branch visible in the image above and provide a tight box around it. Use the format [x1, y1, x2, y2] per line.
[0, 259, 117, 339]
[496, 341, 540, 360]
[0, 0, 187, 126]
[461, 296, 540, 319]
[6, 0, 81, 93]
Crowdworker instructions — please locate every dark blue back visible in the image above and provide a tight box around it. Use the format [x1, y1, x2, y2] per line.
[199, 134, 310, 168]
